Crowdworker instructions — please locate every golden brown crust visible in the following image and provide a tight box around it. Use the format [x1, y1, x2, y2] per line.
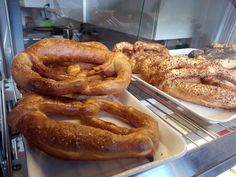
[114, 41, 236, 108]
[209, 43, 236, 50]
[141, 55, 236, 109]
[162, 79, 236, 109]
[113, 41, 170, 73]
[140, 56, 168, 82]
[195, 43, 236, 69]
[12, 38, 132, 96]
[7, 94, 159, 160]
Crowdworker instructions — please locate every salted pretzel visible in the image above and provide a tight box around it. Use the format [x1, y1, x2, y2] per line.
[7, 94, 159, 160]
[12, 38, 131, 96]
[113, 41, 170, 73]
[188, 43, 236, 69]
[144, 56, 236, 109]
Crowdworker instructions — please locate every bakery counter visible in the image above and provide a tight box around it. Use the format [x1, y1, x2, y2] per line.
[1, 79, 236, 177]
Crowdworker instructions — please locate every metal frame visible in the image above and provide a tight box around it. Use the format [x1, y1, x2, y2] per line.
[128, 80, 236, 176]
[1, 80, 13, 177]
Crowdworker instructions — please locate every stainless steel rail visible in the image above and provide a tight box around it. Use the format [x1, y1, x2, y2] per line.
[1, 79, 13, 177]
[128, 80, 236, 176]
[1, 78, 236, 177]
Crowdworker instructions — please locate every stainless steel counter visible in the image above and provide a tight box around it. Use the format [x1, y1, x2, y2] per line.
[1, 79, 236, 177]
[129, 81, 236, 176]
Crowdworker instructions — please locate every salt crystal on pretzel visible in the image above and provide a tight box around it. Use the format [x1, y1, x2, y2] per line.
[12, 38, 132, 96]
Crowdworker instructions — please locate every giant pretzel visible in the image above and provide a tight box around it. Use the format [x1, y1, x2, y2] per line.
[113, 41, 170, 73]
[114, 41, 236, 109]
[143, 56, 236, 109]
[12, 38, 132, 96]
[7, 94, 159, 160]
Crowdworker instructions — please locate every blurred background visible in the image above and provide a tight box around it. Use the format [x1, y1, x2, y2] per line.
[0, 0, 235, 80]
[5, 0, 236, 50]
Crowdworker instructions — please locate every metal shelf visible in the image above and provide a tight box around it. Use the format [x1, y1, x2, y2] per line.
[1, 79, 236, 177]
[128, 80, 236, 176]
[129, 81, 236, 149]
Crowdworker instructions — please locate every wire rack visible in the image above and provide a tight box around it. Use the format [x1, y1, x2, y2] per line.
[1, 78, 236, 177]
[128, 80, 236, 151]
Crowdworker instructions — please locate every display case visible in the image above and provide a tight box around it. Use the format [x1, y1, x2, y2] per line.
[0, 0, 236, 177]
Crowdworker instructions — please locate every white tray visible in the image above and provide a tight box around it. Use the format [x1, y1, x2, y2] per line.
[132, 75, 236, 124]
[169, 48, 201, 56]
[131, 48, 236, 124]
[24, 90, 186, 177]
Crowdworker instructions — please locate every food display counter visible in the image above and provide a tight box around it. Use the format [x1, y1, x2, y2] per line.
[0, 0, 236, 177]
[1, 78, 236, 177]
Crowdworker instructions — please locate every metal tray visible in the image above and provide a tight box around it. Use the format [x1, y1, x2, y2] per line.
[23, 90, 186, 177]
[2, 79, 236, 177]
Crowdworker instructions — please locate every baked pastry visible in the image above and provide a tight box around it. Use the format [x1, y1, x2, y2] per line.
[189, 43, 236, 69]
[7, 94, 159, 160]
[12, 38, 132, 96]
[113, 41, 170, 73]
[142, 55, 236, 109]
[8, 38, 160, 161]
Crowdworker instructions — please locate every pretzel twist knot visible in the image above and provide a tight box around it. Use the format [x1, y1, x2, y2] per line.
[12, 38, 132, 96]
[7, 94, 159, 160]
